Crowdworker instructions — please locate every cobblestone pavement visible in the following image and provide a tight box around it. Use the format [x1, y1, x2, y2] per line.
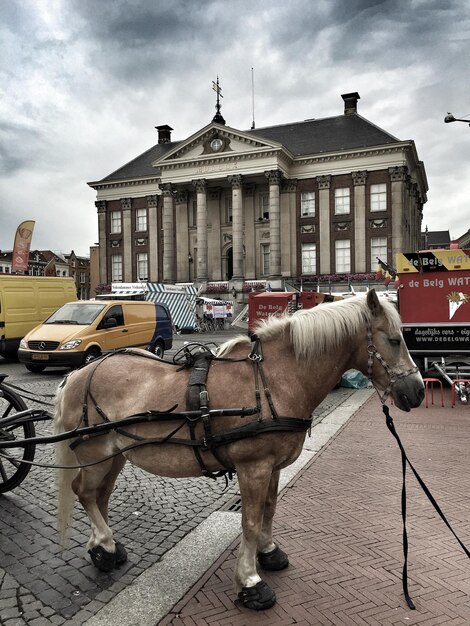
[0, 332, 355, 625]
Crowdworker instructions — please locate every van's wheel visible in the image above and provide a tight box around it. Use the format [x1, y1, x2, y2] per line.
[151, 341, 165, 359]
[84, 348, 101, 365]
[25, 364, 46, 373]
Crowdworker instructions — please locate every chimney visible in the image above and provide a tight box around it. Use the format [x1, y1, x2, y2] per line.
[341, 92, 360, 115]
[155, 125, 173, 144]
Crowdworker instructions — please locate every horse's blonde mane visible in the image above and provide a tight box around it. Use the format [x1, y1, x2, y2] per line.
[218, 295, 401, 362]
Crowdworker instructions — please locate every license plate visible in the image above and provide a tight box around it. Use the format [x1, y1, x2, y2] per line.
[32, 353, 49, 361]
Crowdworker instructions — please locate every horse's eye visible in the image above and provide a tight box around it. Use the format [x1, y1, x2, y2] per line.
[389, 337, 401, 346]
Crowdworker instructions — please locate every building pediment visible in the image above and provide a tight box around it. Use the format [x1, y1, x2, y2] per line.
[152, 123, 289, 170]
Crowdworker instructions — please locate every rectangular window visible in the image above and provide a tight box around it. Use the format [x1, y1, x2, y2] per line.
[111, 211, 122, 234]
[225, 195, 232, 223]
[301, 191, 315, 217]
[259, 193, 269, 220]
[301, 243, 316, 274]
[190, 200, 197, 227]
[371, 237, 387, 270]
[370, 183, 387, 212]
[80, 272, 86, 284]
[136, 208, 147, 232]
[334, 188, 350, 215]
[111, 254, 123, 282]
[137, 252, 148, 281]
[335, 240, 351, 273]
[261, 243, 270, 275]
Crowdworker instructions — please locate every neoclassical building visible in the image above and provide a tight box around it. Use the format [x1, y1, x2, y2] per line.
[88, 92, 428, 290]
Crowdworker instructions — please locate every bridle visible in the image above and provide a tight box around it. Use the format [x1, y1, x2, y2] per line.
[366, 326, 419, 404]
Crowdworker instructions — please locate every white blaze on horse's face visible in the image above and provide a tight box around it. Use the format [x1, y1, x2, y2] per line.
[366, 290, 424, 412]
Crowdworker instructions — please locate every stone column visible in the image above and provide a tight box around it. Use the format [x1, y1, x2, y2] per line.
[161, 183, 175, 283]
[389, 166, 407, 262]
[352, 170, 367, 273]
[95, 201, 107, 284]
[175, 190, 189, 282]
[192, 179, 208, 280]
[281, 178, 297, 278]
[147, 195, 159, 282]
[228, 174, 244, 279]
[207, 188, 221, 281]
[121, 197, 132, 282]
[244, 185, 256, 279]
[265, 170, 282, 278]
[316, 175, 331, 274]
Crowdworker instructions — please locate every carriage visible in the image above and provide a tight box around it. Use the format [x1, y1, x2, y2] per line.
[0, 291, 425, 610]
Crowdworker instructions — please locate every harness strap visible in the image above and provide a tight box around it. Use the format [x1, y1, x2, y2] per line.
[202, 416, 312, 448]
[81, 353, 116, 426]
[186, 352, 231, 478]
[366, 328, 418, 404]
[249, 334, 278, 420]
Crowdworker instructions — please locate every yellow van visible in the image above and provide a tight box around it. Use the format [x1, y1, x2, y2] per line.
[0, 276, 77, 360]
[18, 300, 173, 372]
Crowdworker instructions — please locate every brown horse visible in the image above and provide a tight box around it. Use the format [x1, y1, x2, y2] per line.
[55, 289, 424, 610]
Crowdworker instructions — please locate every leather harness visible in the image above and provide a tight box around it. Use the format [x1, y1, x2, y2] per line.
[72, 336, 313, 479]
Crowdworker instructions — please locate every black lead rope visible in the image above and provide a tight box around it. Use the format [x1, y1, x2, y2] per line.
[383, 404, 470, 610]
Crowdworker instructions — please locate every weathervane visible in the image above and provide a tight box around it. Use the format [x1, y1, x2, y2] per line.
[212, 76, 226, 125]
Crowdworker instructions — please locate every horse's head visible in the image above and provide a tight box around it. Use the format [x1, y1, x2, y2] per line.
[360, 290, 424, 412]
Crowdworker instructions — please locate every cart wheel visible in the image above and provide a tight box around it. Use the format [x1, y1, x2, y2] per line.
[0, 385, 35, 493]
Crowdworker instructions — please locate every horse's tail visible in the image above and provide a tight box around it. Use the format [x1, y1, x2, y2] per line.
[54, 377, 79, 549]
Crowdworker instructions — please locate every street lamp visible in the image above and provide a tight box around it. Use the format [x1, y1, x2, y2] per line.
[444, 112, 470, 126]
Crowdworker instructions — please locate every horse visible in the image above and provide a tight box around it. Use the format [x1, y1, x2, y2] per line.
[55, 289, 424, 611]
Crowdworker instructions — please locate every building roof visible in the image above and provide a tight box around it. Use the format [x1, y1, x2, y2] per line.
[246, 113, 399, 156]
[97, 111, 401, 184]
[421, 229, 451, 248]
[99, 142, 181, 182]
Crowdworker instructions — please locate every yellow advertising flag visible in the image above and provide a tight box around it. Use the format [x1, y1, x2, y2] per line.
[12, 220, 35, 273]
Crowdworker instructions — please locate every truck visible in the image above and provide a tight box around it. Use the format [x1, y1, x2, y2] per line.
[395, 248, 470, 399]
[248, 291, 342, 334]
[0, 275, 77, 360]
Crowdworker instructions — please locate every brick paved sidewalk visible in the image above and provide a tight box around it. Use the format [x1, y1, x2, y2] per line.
[159, 391, 470, 626]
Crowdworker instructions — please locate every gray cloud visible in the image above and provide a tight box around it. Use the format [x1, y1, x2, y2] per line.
[0, 0, 469, 255]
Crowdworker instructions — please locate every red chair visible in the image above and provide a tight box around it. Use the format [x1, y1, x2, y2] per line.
[451, 379, 470, 408]
[423, 378, 444, 408]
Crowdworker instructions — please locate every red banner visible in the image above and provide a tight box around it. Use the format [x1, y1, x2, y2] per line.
[11, 220, 35, 273]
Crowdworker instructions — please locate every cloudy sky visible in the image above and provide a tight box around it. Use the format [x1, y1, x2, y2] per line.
[1, 0, 469, 257]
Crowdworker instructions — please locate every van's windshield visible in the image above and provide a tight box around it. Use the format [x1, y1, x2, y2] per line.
[45, 303, 106, 325]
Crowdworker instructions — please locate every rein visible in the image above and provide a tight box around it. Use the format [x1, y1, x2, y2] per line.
[383, 404, 470, 610]
[364, 324, 470, 609]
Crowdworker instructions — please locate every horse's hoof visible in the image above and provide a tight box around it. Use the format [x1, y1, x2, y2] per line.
[115, 542, 128, 566]
[257, 545, 289, 571]
[88, 545, 116, 572]
[237, 580, 276, 610]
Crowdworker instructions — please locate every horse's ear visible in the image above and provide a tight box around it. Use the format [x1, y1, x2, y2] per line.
[366, 289, 382, 317]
